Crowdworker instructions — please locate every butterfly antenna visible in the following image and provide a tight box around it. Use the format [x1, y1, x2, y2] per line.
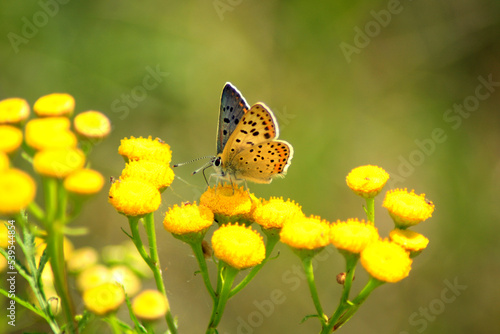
[173, 156, 214, 168]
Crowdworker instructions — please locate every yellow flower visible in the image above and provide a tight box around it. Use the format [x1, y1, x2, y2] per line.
[64, 169, 104, 195]
[330, 218, 379, 254]
[252, 197, 304, 229]
[118, 136, 172, 164]
[280, 215, 330, 250]
[163, 203, 213, 235]
[0, 221, 10, 248]
[0, 125, 23, 154]
[25, 117, 77, 150]
[83, 282, 125, 316]
[389, 229, 429, 255]
[33, 93, 75, 117]
[108, 179, 161, 216]
[346, 165, 390, 198]
[0, 255, 6, 272]
[0, 98, 30, 124]
[33, 148, 85, 178]
[0, 152, 9, 171]
[132, 290, 169, 321]
[212, 224, 265, 270]
[121, 160, 174, 190]
[200, 183, 253, 219]
[0, 169, 36, 214]
[74, 111, 111, 139]
[77, 264, 111, 291]
[360, 239, 412, 283]
[383, 188, 434, 228]
[110, 265, 141, 296]
[67, 247, 99, 273]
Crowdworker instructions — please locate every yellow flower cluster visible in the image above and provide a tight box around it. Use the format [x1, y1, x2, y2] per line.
[0, 93, 108, 215]
[109, 136, 174, 216]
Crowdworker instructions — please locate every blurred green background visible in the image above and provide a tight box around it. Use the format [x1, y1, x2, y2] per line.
[1, 0, 499, 333]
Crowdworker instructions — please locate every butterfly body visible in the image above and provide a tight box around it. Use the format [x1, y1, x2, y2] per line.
[212, 83, 293, 184]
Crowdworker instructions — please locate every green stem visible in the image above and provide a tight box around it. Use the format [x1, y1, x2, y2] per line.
[230, 229, 279, 298]
[206, 263, 239, 333]
[27, 201, 45, 222]
[303, 256, 327, 324]
[44, 178, 76, 333]
[106, 313, 122, 334]
[190, 242, 215, 300]
[365, 197, 375, 223]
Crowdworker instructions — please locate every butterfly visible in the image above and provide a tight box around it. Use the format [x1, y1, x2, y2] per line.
[177, 83, 293, 185]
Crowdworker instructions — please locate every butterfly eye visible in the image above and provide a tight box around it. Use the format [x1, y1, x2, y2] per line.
[214, 157, 222, 167]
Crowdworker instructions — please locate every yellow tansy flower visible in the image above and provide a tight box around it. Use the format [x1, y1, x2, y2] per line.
[163, 203, 213, 235]
[25, 117, 76, 150]
[0, 152, 9, 171]
[121, 160, 174, 190]
[0, 169, 36, 215]
[389, 228, 429, 255]
[83, 282, 125, 316]
[33, 93, 75, 117]
[108, 179, 161, 216]
[33, 148, 85, 178]
[280, 215, 330, 250]
[383, 189, 435, 228]
[0, 125, 23, 154]
[252, 197, 304, 229]
[118, 136, 172, 164]
[64, 169, 104, 195]
[77, 264, 111, 291]
[346, 165, 390, 198]
[330, 218, 379, 254]
[200, 183, 253, 220]
[360, 239, 412, 283]
[212, 224, 265, 270]
[132, 290, 169, 321]
[0, 98, 30, 124]
[110, 265, 141, 297]
[74, 110, 111, 139]
[67, 247, 99, 274]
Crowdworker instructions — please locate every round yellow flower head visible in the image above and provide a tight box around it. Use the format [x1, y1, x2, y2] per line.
[33, 93, 75, 117]
[0, 98, 30, 124]
[110, 265, 141, 297]
[389, 228, 429, 256]
[360, 239, 412, 283]
[77, 264, 111, 291]
[200, 183, 253, 220]
[121, 160, 174, 190]
[33, 148, 85, 178]
[108, 179, 161, 216]
[74, 110, 111, 139]
[64, 169, 104, 196]
[383, 188, 434, 228]
[0, 169, 36, 215]
[118, 136, 172, 164]
[252, 197, 304, 230]
[83, 282, 125, 316]
[0, 125, 23, 154]
[25, 117, 76, 150]
[330, 218, 379, 254]
[280, 215, 330, 250]
[346, 165, 390, 198]
[132, 290, 169, 321]
[0, 152, 9, 171]
[163, 202, 214, 235]
[212, 224, 265, 270]
[67, 247, 99, 274]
